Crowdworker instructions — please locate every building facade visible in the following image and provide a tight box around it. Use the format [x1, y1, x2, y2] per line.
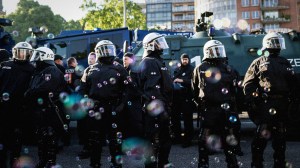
[237, 0, 299, 32]
[146, 0, 195, 31]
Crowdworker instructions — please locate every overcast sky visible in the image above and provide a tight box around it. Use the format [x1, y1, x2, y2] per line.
[3, 0, 145, 21]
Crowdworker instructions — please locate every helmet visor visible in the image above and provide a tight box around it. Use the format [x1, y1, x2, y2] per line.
[208, 45, 226, 58]
[154, 37, 169, 50]
[13, 48, 33, 60]
[269, 37, 285, 49]
[30, 50, 46, 62]
[95, 44, 116, 57]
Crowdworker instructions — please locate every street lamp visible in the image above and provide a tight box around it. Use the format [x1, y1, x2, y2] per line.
[123, 0, 127, 27]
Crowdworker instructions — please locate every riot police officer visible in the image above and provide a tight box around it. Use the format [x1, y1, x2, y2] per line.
[171, 53, 195, 147]
[80, 40, 131, 168]
[0, 42, 34, 168]
[192, 40, 240, 168]
[25, 47, 66, 168]
[139, 33, 173, 168]
[122, 52, 143, 138]
[243, 32, 296, 168]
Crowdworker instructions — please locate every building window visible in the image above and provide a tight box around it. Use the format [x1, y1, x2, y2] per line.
[242, 11, 250, 19]
[263, 0, 278, 7]
[241, 0, 250, 7]
[252, 23, 261, 29]
[252, 11, 260, 19]
[251, 0, 259, 6]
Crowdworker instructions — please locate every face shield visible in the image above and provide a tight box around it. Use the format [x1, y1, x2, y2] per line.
[95, 44, 116, 57]
[13, 48, 33, 61]
[153, 36, 169, 50]
[30, 50, 46, 62]
[208, 45, 226, 58]
[269, 37, 286, 49]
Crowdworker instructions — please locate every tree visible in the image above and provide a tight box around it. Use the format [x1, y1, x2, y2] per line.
[80, 0, 146, 30]
[64, 20, 82, 30]
[4, 0, 67, 42]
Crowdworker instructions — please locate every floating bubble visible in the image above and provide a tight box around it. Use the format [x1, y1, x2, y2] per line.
[237, 19, 249, 30]
[47, 33, 55, 39]
[115, 155, 123, 165]
[23, 148, 29, 154]
[63, 94, 87, 120]
[48, 92, 53, 98]
[88, 110, 95, 117]
[2, 92, 10, 101]
[127, 101, 132, 106]
[191, 157, 198, 166]
[99, 107, 105, 113]
[213, 19, 223, 30]
[214, 157, 220, 163]
[97, 83, 102, 88]
[169, 60, 181, 70]
[263, 87, 270, 92]
[40, 26, 48, 33]
[205, 67, 221, 83]
[103, 81, 108, 85]
[151, 96, 156, 99]
[226, 135, 238, 146]
[164, 163, 175, 168]
[252, 92, 259, 97]
[59, 92, 69, 103]
[107, 156, 111, 162]
[222, 17, 231, 28]
[112, 123, 117, 128]
[257, 49, 263, 56]
[221, 103, 230, 110]
[94, 112, 101, 120]
[238, 161, 244, 167]
[76, 156, 80, 161]
[12, 30, 19, 37]
[269, 108, 277, 115]
[63, 124, 68, 131]
[206, 135, 221, 152]
[75, 65, 85, 76]
[117, 132, 122, 139]
[228, 115, 237, 123]
[66, 115, 70, 120]
[146, 99, 164, 116]
[80, 98, 95, 110]
[261, 129, 271, 139]
[127, 76, 132, 82]
[238, 80, 243, 88]
[221, 88, 229, 94]
[124, 80, 128, 84]
[155, 124, 159, 128]
[112, 111, 116, 116]
[12, 156, 35, 168]
[155, 85, 160, 89]
[264, 50, 270, 57]
[109, 77, 116, 85]
[150, 156, 156, 162]
[117, 73, 120, 76]
[117, 139, 122, 144]
[285, 162, 293, 168]
[37, 98, 43, 105]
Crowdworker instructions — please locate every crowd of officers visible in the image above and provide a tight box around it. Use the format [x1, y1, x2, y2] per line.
[0, 31, 298, 168]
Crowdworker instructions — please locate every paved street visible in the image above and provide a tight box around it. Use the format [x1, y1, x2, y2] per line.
[16, 120, 300, 168]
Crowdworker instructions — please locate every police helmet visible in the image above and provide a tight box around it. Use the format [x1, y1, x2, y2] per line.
[94, 40, 116, 58]
[142, 33, 169, 52]
[12, 42, 33, 61]
[262, 32, 286, 50]
[30, 47, 55, 65]
[203, 40, 226, 61]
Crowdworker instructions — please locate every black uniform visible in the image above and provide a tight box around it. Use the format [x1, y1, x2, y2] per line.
[192, 60, 240, 168]
[138, 52, 173, 168]
[171, 59, 195, 146]
[24, 62, 66, 168]
[0, 59, 34, 168]
[243, 53, 295, 168]
[124, 62, 144, 138]
[80, 58, 131, 168]
[65, 66, 81, 93]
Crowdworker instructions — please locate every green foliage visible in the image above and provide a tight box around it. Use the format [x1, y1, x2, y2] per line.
[64, 20, 82, 30]
[4, 0, 70, 42]
[81, 0, 146, 30]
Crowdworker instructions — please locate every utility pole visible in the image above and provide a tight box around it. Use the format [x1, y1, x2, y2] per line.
[123, 0, 127, 27]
